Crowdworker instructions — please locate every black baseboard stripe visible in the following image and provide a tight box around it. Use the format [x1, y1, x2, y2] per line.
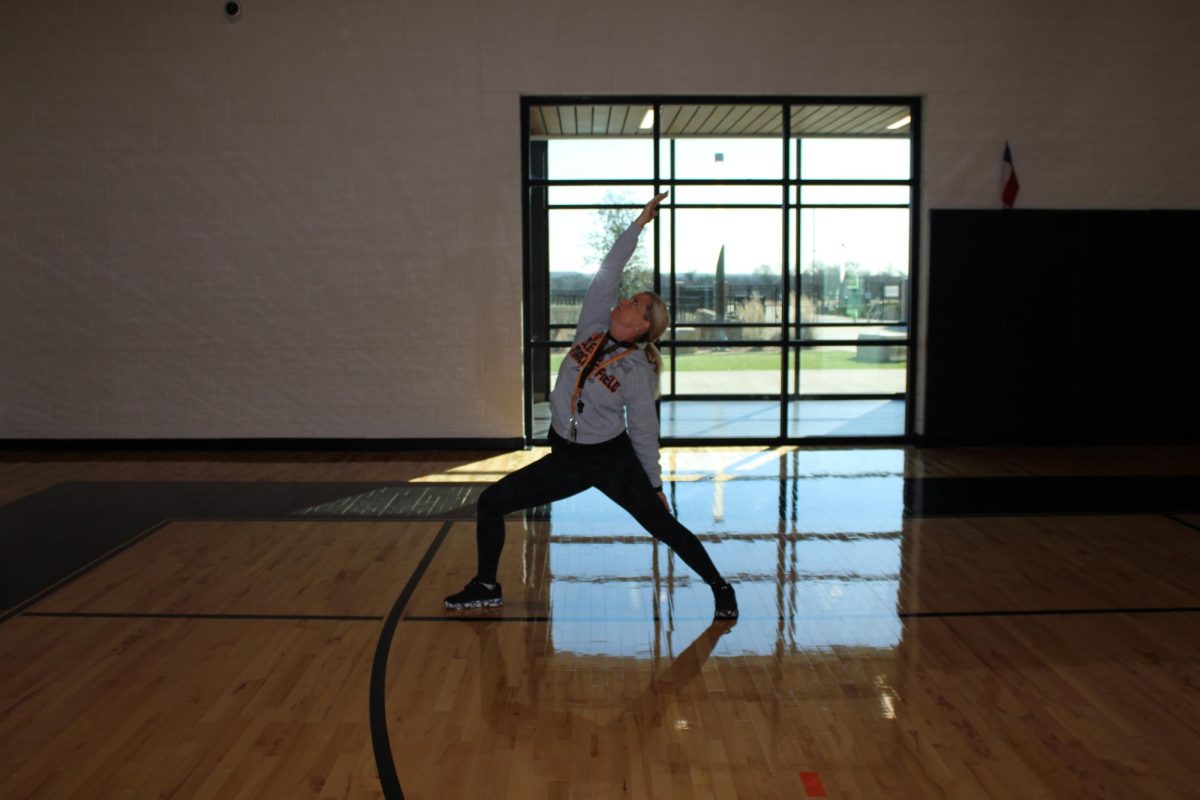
[0, 438, 525, 452]
[914, 434, 1200, 447]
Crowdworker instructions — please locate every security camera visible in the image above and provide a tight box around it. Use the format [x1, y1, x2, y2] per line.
[224, 2, 241, 19]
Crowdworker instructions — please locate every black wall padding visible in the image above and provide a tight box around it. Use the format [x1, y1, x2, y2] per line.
[925, 209, 1200, 444]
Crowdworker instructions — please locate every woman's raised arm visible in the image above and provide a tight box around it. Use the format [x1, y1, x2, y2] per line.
[572, 192, 668, 342]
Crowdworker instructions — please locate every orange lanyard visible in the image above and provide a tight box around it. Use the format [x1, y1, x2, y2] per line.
[568, 332, 636, 440]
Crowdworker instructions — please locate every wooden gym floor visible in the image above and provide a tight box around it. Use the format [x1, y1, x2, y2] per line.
[1, 445, 1199, 798]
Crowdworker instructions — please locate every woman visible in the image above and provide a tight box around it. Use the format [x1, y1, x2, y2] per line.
[445, 192, 738, 620]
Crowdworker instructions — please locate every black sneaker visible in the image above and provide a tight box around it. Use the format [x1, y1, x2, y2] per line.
[444, 578, 503, 610]
[712, 581, 738, 620]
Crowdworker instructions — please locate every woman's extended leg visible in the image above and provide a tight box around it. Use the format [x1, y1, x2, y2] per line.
[594, 467, 723, 586]
[594, 443, 737, 619]
[473, 450, 591, 583]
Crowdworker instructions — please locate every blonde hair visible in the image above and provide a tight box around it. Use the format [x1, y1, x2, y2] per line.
[637, 292, 669, 398]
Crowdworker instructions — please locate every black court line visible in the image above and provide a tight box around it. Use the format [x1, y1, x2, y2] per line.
[405, 607, 1200, 623]
[900, 606, 1200, 619]
[544, 532, 903, 544]
[23, 611, 383, 622]
[1164, 514, 1200, 534]
[903, 509, 1200, 521]
[369, 520, 454, 800]
[28, 608, 1199, 624]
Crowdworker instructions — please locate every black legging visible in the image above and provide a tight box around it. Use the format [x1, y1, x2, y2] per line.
[474, 429, 723, 586]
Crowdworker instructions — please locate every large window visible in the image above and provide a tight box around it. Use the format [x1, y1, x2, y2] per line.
[524, 98, 919, 443]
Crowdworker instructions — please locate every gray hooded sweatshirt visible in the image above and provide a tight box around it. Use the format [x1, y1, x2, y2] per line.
[548, 222, 663, 489]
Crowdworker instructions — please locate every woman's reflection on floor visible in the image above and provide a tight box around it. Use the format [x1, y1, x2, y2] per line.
[459, 618, 736, 742]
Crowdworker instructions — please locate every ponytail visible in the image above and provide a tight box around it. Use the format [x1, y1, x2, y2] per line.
[643, 342, 662, 399]
[637, 293, 670, 400]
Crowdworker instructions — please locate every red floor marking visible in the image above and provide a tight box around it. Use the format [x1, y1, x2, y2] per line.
[800, 771, 827, 797]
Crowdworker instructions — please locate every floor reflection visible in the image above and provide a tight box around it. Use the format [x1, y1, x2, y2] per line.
[462, 617, 737, 735]
[529, 448, 907, 657]
[661, 398, 906, 438]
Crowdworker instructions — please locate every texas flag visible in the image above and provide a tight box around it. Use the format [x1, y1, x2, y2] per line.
[1001, 142, 1020, 208]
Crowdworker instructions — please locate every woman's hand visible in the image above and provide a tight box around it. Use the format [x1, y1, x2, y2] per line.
[635, 192, 669, 228]
[657, 490, 670, 512]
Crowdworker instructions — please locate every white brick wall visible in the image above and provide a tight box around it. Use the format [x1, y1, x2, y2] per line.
[1, 0, 1197, 439]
